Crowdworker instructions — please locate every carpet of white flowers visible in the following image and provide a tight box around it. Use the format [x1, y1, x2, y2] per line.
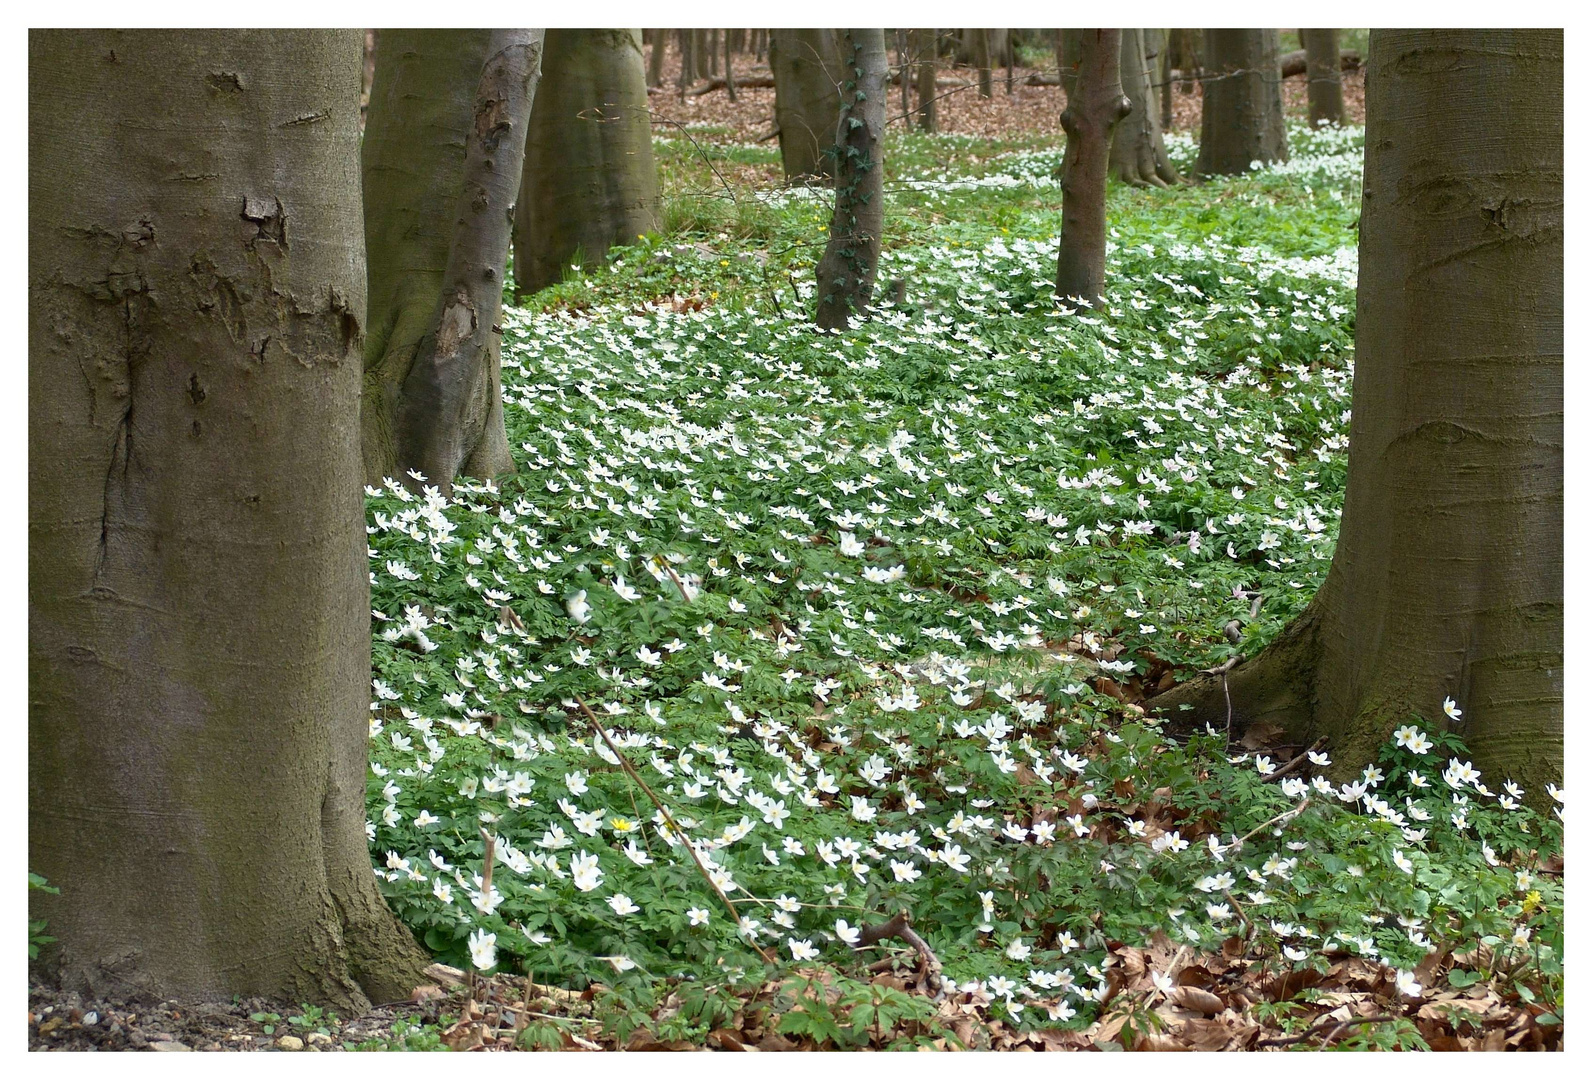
[360, 124, 1561, 1048]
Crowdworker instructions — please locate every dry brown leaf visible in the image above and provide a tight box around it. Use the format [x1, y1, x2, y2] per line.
[1171, 986, 1226, 1016]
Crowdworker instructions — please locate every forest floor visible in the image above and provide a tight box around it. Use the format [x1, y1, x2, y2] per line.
[32, 45, 1556, 1055]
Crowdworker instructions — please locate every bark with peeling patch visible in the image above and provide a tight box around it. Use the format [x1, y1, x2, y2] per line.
[361, 30, 542, 491]
[29, 28, 427, 1010]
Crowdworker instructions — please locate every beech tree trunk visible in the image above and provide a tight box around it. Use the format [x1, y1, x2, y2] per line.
[646, 28, 667, 88]
[1196, 29, 1287, 175]
[677, 29, 693, 96]
[1153, 30, 1563, 799]
[515, 29, 660, 296]
[1055, 29, 1130, 306]
[1056, 28, 1082, 102]
[974, 28, 993, 97]
[361, 30, 541, 492]
[1159, 28, 1174, 129]
[1110, 26, 1181, 187]
[915, 29, 938, 131]
[29, 28, 428, 1010]
[770, 29, 843, 183]
[1301, 28, 1345, 126]
[1168, 28, 1201, 92]
[814, 29, 887, 331]
[723, 28, 737, 101]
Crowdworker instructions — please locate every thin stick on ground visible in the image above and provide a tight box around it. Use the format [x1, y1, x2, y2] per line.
[1256, 1013, 1399, 1049]
[1263, 736, 1329, 784]
[571, 694, 778, 965]
[1222, 797, 1311, 854]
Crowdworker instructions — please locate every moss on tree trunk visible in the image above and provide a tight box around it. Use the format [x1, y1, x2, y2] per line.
[1154, 30, 1563, 801]
[29, 28, 428, 1010]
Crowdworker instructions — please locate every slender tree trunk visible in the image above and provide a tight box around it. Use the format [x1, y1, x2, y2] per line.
[363, 30, 541, 492]
[897, 28, 911, 116]
[915, 29, 938, 132]
[1004, 29, 1015, 94]
[1169, 28, 1201, 92]
[694, 29, 710, 78]
[1196, 28, 1287, 175]
[1055, 30, 1130, 306]
[1110, 27, 1181, 187]
[1159, 27, 1174, 129]
[723, 28, 737, 101]
[707, 29, 718, 77]
[754, 27, 766, 62]
[814, 30, 887, 331]
[1153, 30, 1563, 799]
[974, 28, 993, 97]
[677, 29, 693, 97]
[1301, 28, 1345, 126]
[29, 28, 428, 1010]
[1056, 28, 1082, 102]
[516, 29, 659, 296]
[770, 29, 843, 183]
[646, 28, 667, 88]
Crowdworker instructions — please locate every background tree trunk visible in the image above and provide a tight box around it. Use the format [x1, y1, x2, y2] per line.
[1168, 27, 1201, 92]
[515, 29, 660, 296]
[361, 30, 537, 490]
[1159, 27, 1174, 129]
[723, 28, 737, 101]
[897, 28, 911, 115]
[646, 28, 667, 88]
[694, 29, 710, 79]
[1110, 27, 1181, 187]
[1055, 29, 1130, 306]
[814, 29, 887, 331]
[1301, 27, 1345, 126]
[1153, 29, 1563, 799]
[29, 28, 428, 1010]
[770, 29, 843, 183]
[974, 28, 993, 98]
[914, 29, 938, 132]
[677, 29, 693, 96]
[1055, 28, 1082, 102]
[1196, 28, 1287, 175]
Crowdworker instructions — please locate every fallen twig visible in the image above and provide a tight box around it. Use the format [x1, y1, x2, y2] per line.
[1256, 1013, 1396, 1049]
[1263, 737, 1328, 784]
[1223, 798, 1311, 853]
[572, 694, 777, 965]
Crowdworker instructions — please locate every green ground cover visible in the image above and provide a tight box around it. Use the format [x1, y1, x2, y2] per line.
[359, 121, 1561, 1047]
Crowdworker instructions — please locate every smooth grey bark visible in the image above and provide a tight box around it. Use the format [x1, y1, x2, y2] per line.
[1159, 27, 1174, 129]
[29, 28, 428, 1010]
[723, 28, 737, 101]
[394, 31, 541, 493]
[676, 29, 692, 96]
[1154, 30, 1563, 798]
[1301, 28, 1345, 126]
[814, 29, 887, 330]
[1196, 29, 1287, 175]
[1055, 29, 1130, 306]
[515, 29, 660, 296]
[1110, 27, 1181, 187]
[1167, 27, 1201, 92]
[362, 30, 541, 492]
[1056, 28, 1082, 101]
[914, 29, 938, 131]
[770, 29, 843, 183]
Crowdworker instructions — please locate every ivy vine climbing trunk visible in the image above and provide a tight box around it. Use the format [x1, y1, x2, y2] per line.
[361, 29, 543, 492]
[1196, 29, 1287, 175]
[514, 29, 659, 297]
[1110, 26, 1181, 187]
[813, 29, 887, 331]
[1055, 29, 1130, 306]
[770, 29, 843, 183]
[29, 28, 429, 1010]
[1152, 29, 1563, 800]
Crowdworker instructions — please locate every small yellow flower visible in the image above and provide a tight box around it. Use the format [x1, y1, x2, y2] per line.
[609, 817, 637, 834]
[1523, 889, 1542, 915]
